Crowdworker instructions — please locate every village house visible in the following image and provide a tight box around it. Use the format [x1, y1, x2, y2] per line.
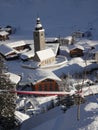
[19, 69, 61, 92]
[32, 78, 60, 92]
[6, 40, 30, 52]
[69, 45, 84, 57]
[4, 25, 16, 34]
[0, 25, 16, 35]
[0, 31, 9, 41]
[59, 36, 72, 46]
[0, 41, 31, 60]
[0, 44, 19, 60]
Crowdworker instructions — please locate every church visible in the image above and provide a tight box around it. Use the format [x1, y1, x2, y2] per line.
[33, 17, 58, 66]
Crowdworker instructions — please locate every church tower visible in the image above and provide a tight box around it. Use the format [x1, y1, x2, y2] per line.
[33, 17, 45, 53]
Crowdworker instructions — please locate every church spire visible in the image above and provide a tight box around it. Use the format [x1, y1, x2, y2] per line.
[35, 17, 43, 30]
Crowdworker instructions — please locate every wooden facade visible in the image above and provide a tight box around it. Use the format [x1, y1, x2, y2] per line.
[13, 44, 30, 51]
[32, 79, 59, 92]
[70, 48, 84, 57]
[6, 52, 18, 60]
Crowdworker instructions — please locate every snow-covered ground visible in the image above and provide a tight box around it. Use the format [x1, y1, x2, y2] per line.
[21, 95, 98, 130]
[0, 0, 98, 130]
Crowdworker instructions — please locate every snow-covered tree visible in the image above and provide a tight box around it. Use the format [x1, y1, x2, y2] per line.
[0, 55, 16, 130]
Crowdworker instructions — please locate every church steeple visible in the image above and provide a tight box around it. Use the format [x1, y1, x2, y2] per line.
[33, 17, 45, 53]
[35, 17, 43, 30]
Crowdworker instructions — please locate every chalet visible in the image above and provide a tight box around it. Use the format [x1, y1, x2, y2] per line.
[0, 44, 19, 60]
[32, 78, 60, 92]
[0, 31, 9, 41]
[33, 48, 56, 66]
[6, 40, 30, 52]
[19, 69, 61, 92]
[69, 45, 84, 57]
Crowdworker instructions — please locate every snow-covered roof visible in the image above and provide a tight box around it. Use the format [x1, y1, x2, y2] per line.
[15, 111, 29, 123]
[20, 50, 35, 60]
[45, 37, 58, 42]
[69, 44, 84, 51]
[20, 69, 61, 85]
[64, 36, 72, 40]
[36, 48, 55, 61]
[0, 31, 9, 36]
[6, 72, 21, 84]
[6, 40, 27, 48]
[0, 44, 17, 56]
[46, 43, 59, 56]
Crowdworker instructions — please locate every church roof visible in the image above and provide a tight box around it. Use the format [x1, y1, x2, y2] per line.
[36, 48, 55, 61]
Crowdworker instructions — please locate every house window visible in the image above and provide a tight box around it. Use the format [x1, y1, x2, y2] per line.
[38, 85, 42, 91]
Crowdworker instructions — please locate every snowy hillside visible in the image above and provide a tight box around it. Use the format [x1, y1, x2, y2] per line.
[21, 95, 98, 130]
[0, 0, 98, 38]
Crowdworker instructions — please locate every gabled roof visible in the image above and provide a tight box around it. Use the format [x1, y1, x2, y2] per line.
[6, 72, 21, 84]
[20, 69, 61, 85]
[36, 48, 55, 61]
[6, 40, 27, 48]
[46, 43, 59, 56]
[69, 45, 84, 51]
[0, 44, 18, 56]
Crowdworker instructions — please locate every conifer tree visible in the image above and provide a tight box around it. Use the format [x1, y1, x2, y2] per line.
[0, 55, 16, 130]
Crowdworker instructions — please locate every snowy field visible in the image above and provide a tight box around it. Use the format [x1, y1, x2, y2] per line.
[0, 0, 98, 130]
